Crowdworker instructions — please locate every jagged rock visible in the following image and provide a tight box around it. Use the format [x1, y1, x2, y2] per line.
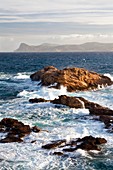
[42, 139, 66, 149]
[0, 136, 23, 143]
[29, 98, 48, 103]
[29, 95, 113, 116]
[30, 66, 113, 92]
[52, 95, 113, 116]
[99, 115, 113, 130]
[52, 152, 64, 156]
[32, 126, 41, 133]
[0, 118, 42, 143]
[42, 136, 107, 153]
[51, 95, 84, 108]
[76, 136, 107, 151]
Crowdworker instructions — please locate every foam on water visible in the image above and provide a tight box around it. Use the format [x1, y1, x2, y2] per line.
[17, 85, 68, 100]
[14, 73, 30, 79]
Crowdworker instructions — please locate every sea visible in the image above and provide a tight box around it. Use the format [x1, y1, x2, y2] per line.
[0, 52, 113, 170]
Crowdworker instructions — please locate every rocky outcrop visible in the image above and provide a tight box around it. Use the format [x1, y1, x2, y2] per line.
[29, 95, 113, 116]
[30, 66, 113, 92]
[0, 118, 42, 143]
[42, 136, 107, 154]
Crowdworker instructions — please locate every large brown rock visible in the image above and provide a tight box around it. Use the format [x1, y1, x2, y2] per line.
[30, 66, 113, 92]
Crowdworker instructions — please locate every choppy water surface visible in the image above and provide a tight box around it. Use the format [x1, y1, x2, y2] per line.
[0, 52, 113, 170]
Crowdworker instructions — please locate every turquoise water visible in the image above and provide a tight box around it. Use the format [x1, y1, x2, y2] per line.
[0, 52, 113, 169]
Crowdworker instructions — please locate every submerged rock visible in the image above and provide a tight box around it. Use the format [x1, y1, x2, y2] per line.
[30, 66, 113, 92]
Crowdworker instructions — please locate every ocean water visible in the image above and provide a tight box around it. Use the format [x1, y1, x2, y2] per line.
[0, 52, 113, 170]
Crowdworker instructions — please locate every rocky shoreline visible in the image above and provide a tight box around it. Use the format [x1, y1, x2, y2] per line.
[1, 66, 113, 156]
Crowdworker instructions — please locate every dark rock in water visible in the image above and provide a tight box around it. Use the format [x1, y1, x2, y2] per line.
[0, 136, 23, 143]
[29, 95, 113, 116]
[30, 66, 113, 92]
[52, 152, 64, 156]
[99, 115, 113, 130]
[52, 95, 113, 116]
[76, 136, 107, 151]
[42, 136, 107, 154]
[78, 97, 113, 116]
[29, 98, 48, 103]
[32, 126, 41, 133]
[0, 118, 42, 143]
[42, 139, 66, 149]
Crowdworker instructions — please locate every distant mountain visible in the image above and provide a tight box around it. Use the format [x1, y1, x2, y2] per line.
[15, 42, 113, 52]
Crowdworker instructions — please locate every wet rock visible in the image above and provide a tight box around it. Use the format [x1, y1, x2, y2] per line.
[29, 98, 48, 103]
[52, 152, 64, 156]
[30, 66, 113, 92]
[42, 139, 66, 149]
[42, 136, 107, 154]
[0, 118, 42, 143]
[51, 95, 84, 108]
[99, 115, 113, 129]
[29, 95, 113, 116]
[78, 97, 113, 116]
[0, 136, 23, 143]
[76, 136, 107, 151]
[32, 126, 41, 133]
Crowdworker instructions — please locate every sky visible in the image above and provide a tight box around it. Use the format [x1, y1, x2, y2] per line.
[0, 0, 113, 51]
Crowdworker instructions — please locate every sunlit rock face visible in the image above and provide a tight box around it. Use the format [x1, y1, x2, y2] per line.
[30, 66, 113, 92]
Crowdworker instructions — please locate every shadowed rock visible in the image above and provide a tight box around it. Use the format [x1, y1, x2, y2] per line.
[0, 118, 42, 143]
[42, 136, 107, 154]
[29, 95, 113, 116]
[29, 98, 48, 103]
[30, 66, 113, 92]
[42, 139, 66, 149]
[51, 95, 84, 108]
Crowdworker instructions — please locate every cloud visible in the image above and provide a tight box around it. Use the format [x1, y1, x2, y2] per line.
[0, 0, 113, 51]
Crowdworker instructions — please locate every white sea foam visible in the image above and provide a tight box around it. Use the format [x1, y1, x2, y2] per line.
[14, 73, 30, 79]
[17, 85, 68, 100]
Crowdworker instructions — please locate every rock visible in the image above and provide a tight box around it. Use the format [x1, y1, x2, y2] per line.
[32, 126, 41, 133]
[42, 136, 107, 154]
[76, 136, 107, 151]
[0, 136, 23, 143]
[51, 95, 84, 108]
[29, 95, 113, 116]
[52, 95, 113, 116]
[42, 139, 66, 149]
[78, 97, 113, 116]
[52, 152, 64, 156]
[29, 98, 48, 103]
[30, 66, 113, 92]
[0, 118, 42, 143]
[99, 115, 113, 129]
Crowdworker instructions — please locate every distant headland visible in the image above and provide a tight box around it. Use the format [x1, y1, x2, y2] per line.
[15, 42, 113, 52]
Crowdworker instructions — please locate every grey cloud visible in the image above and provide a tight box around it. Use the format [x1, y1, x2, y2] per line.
[0, 22, 113, 36]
